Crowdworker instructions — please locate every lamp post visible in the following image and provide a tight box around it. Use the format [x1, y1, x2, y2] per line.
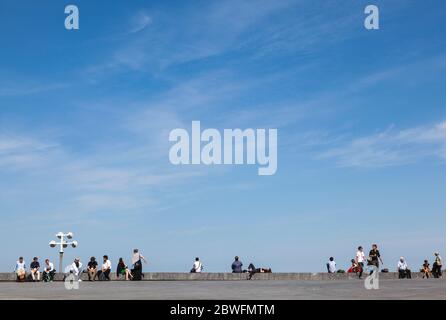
[49, 232, 78, 274]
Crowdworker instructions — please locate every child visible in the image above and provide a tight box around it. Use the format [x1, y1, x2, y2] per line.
[422, 260, 430, 279]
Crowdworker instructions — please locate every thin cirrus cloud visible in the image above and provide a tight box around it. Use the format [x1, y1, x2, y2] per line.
[0, 126, 206, 218]
[128, 11, 152, 34]
[85, 0, 357, 77]
[0, 134, 60, 169]
[0, 82, 68, 97]
[319, 121, 446, 168]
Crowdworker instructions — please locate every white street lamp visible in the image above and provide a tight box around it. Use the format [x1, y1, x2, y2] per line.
[49, 232, 78, 274]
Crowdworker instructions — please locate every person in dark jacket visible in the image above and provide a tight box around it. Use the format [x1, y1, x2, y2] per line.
[231, 256, 243, 273]
[247, 263, 272, 280]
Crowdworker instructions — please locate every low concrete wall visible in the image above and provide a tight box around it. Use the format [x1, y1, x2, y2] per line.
[0, 272, 439, 282]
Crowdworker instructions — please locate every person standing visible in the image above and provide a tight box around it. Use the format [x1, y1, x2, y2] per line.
[355, 246, 366, 278]
[131, 249, 147, 281]
[30, 257, 41, 282]
[326, 257, 337, 273]
[368, 244, 383, 273]
[432, 252, 443, 278]
[87, 257, 98, 281]
[231, 256, 243, 273]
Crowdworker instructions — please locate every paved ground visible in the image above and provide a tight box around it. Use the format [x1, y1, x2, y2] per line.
[0, 279, 445, 300]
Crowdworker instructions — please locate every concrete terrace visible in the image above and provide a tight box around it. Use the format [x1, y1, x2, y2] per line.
[0, 273, 444, 300]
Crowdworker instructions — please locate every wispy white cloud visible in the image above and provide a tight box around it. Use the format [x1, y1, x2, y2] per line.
[128, 11, 152, 34]
[0, 134, 60, 168]
[84, 0, 357, 77]
[0, 127, 204, 219]
[0, 82, 68, 97]
[319, 121, 446, 168]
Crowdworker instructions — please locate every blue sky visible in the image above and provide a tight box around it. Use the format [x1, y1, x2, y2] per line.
[0, 0, 445, 272]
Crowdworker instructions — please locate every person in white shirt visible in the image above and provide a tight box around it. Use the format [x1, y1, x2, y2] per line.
[355, 246, 366, 279]
[131, 249, 147, 281]
[43, 259, 56, 282]
[326, 257, 337, 273]
[98, 255, 112, 280]
[191, 257, 203, 273]
[14, 257, 26, 281]
[397, 257, 411, 279]
[70, 258, 83, 281]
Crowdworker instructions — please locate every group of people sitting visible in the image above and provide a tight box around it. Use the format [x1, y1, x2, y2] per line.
[68, 249, 147, 281]
[14, 249, 147, 282]
[14, 256, 56, 282]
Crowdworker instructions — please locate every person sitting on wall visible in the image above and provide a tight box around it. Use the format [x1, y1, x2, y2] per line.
[42, 259, 56, 282]
[117, 258, 133, 281]
[326, 257, 337, 273]
[30, 257, 41, 282]
[69, 258, 83, 282]
[98, 255, 111, 281]
[421, 260, 431, 279]
[190, 257, 203, 273]
[397, 257, 412, 279]
[87, 257, 98, 281]
[231, 256, 243, 273]
[347, 259, 361, 274]
[14, 257, 27, 282]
